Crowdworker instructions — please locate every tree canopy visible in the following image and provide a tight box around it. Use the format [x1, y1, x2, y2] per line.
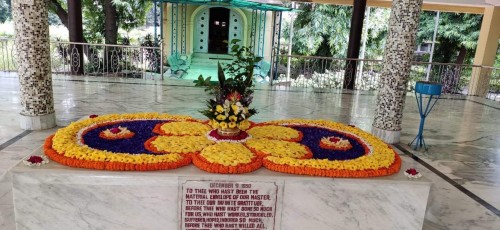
[46, 0, 152, 44]
[282, 4, 389, 59]
[82, 0, 152, 43]
[417, 11, 482, 64]
[282, 4, 351, 57]
[0, 0, 11, 23]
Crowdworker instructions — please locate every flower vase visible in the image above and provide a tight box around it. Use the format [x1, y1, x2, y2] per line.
[217, 127, 241, 137]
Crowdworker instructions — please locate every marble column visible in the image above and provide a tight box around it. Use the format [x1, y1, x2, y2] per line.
[12, 0, 56, 130]
[372, 0, 423, 144]
[468, 6, 500, 97]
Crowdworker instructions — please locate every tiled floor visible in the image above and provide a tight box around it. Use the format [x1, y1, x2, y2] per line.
[0, 73, 499, 229]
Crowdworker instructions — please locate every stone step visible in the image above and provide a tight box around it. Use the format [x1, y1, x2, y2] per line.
[190, 58, 232, 66]
[191, 52, 233, 60]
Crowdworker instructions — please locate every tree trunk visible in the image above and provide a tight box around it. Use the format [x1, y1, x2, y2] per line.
[450, 45, 467, 93]
[68, 0, 84, 75]
[455, 45, 467, 65]
[48, 0, 90, 44]
[48, 0, 68, 29]
[104, 0, 118, 72]
[343, 0, 367, 90]
[104, 0, 118, 45]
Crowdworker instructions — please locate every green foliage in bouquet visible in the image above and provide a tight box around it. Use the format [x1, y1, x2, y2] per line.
[194, 39, 261, 129]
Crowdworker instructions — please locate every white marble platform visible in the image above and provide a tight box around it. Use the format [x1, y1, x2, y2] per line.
[10, 148, 431, 230]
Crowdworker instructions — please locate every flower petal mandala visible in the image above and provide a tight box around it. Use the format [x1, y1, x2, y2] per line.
[247, 125, 303, 141]
[245, 138, 312, 159]
[44, 113, 400, 177]
[193, 142, 262, 174]
[145, 136, 215, 154]
[154, 121, 212, 136]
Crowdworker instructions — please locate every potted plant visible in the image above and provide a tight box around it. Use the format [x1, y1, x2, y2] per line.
[194, 39, 259, 136]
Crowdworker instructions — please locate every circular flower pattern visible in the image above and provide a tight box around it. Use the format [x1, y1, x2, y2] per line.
[319, 136, 352, 151]
[99, 126, 135, 140]
[44, 113, 401, 177]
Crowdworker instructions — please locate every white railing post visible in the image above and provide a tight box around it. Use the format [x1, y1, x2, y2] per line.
[160, 39, 164, 80]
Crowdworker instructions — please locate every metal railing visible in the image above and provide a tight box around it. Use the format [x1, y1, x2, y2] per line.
[484, 67, 500, 101]
[275, 54, 500, 100]
[273, 55, 383, 90]
[1, 38, 165, 79]
[2, 38, 499, 101]
[0, 38, 16, 72]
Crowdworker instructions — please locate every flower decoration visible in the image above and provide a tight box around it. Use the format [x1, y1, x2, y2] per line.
[43, 113, 401, 177]
[153, 121, 211, 136]
[99, 126, 135, 140]
[44, 113, 194, 171]
[195, 40, 259, 132]
[319, 136, 352, 151]
[23, 155, 49, 166]
[404, 168, 422, 179]
[247, 125, 302, 141]
[206, 129, 252, 143]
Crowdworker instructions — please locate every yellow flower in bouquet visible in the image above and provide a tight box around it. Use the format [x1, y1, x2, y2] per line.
[220, 122, 228, 129]
[228, 122, 237, 128]
[210, 119, 219, 129]
[231, 104, 240, 114]
[238, 119, 251, 130]
[229, 115, 238, 122]
[216, 114, 227, 121]
[216, 105, 224, 113]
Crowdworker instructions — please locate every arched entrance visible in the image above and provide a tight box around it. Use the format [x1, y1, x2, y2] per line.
[208, 7, 229, 54]
[193, 7, 244, 54]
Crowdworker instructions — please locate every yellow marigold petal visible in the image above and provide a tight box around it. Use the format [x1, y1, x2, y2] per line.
[159, 121, 211, 136]
[246, 138, 310, 159]
[200, 143, 255, 166]
[152, 136, 214, 154]
[247, 125, 301, 141]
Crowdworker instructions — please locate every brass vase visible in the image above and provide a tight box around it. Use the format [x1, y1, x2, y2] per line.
[217, 127, 241, 137]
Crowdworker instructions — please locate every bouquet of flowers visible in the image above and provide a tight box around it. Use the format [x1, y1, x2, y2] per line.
[195, 40, 259, 134]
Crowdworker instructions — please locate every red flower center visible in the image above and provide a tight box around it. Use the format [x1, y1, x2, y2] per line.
[329, 137, 341, 143]
[27, 156, 43, 164]
[226, 91, 242, 102]
[406, 168, 418, 175]
[89, 114, 98, 118]
[110, 127, 121, 134]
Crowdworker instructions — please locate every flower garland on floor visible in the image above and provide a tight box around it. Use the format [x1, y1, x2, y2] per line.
[99, 126, 135, 140]
[319, 136, 352, 151]
[43, 113, 401, 177]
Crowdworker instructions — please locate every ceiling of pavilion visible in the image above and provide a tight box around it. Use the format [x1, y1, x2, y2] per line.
[418, 0, 491, 6]
[280, 0, 494, 7]
[157, 0, 293, 11]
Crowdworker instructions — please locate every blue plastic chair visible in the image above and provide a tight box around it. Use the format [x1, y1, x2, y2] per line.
[168, 52, 189, 74]
[253, 61, 270, 82]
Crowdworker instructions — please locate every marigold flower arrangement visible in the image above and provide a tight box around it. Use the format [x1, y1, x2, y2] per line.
[320, 136, 352, 151]
[43, 113, 401, 177]
[99, 126, 135, 140]
[195, 39, 258, 134]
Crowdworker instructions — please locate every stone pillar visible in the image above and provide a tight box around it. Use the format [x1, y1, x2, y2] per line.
[372, 0, 423, 144]
[468, 6, 500, 97]
[12, 0, 56, 130]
